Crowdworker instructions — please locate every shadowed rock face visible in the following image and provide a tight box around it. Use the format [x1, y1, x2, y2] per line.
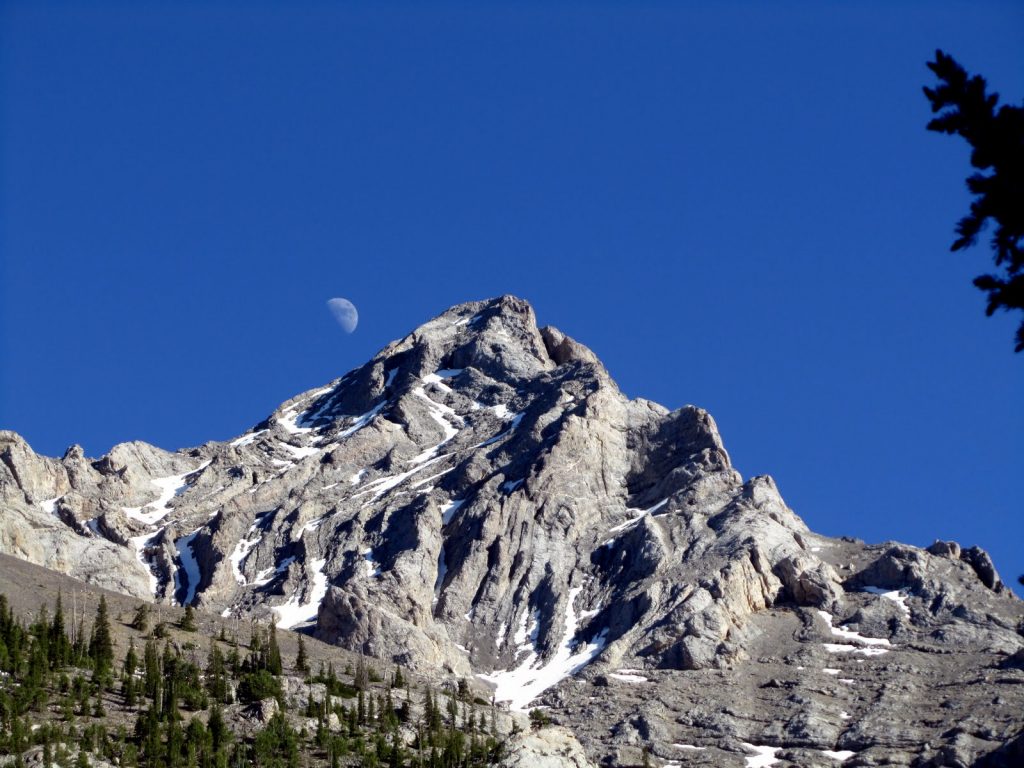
[2, 295, 1022, 766]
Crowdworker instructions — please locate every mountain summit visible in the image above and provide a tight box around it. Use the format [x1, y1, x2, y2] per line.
[2, 296, 1022, 766]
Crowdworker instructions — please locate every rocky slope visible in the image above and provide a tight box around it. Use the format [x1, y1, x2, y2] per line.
[2, 295, 1022, 766]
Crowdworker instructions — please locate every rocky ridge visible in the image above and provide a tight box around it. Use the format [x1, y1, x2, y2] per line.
[1, 295, 1022, 766]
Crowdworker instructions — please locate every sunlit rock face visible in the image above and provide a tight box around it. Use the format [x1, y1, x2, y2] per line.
[2, 295, 1022, 767]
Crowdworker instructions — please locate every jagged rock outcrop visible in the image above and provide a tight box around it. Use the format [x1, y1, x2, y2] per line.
[2, 295, 1021, 766]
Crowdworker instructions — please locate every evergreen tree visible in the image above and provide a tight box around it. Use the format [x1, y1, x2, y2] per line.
[143, 638, 161, 706]
[130, 604, 150, 633]
[50, 592, 70, 668]
[179, 605, 197, 633]
[124, 639, 138, 678]
[208, 704, 231, 754]
[89, 596, 114, 682]
[266, 623, 282, 676]
[924, 50, 1024, 351]
[294, 635, 308, 675]
[354, 658, 369, 691]
[206, 642, 228, 704]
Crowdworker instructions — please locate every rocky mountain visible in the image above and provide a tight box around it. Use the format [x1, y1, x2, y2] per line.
[2, 295, 1022, 766]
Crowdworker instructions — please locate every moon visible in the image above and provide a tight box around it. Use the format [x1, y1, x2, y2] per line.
[327, 297, 359, 334]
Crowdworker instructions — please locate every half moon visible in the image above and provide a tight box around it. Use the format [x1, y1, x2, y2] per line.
[327, 297, 359, 334]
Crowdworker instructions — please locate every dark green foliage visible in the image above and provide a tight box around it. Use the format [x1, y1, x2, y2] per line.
[205, 643, 230, 705]
[88, 597, 114, 682]
[130, 605, 150, 633]
[925, 50, 1024, 351]
[237, 670, 281, 704]
[354, 658, 369, 691]
[0, 591, 505, 767]
[528, 708, 550, 730]
[179, 606, 197, 633]
[251, 713, 298, 768]
[294, 635, 308, 675]
[266, 625, 282, 677]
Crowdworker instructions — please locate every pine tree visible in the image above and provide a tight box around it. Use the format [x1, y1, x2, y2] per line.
[206, 642, 228, 704]
[295, 634, 308, 675]
[122, 672, 137, 709]
[179, 605, 197, 633]
[131, 604, 150, 632]
[208, 704, 229, 753]
[124, 639, 138, 678]
[144, 638, 161, 705]
[355, 658, 369, 691]
[267, 623, 282, 676]
[89, 596, 114, 682]
[924, 50, 1024, 351]
[50, 592, 70, 668]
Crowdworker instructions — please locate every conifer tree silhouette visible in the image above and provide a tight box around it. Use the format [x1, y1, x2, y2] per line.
[925, 50, 1024, 351]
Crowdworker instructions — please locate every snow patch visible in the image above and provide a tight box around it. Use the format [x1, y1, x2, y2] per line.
[740, 744, 782, 768]
[817, 610, 892, 647]
[291, 387, 343, 430]
[823, 643, 889, 657]
[253, 556, 296, 587]
[278, 441, 320, 460]
[478, 587, 607, 711]
[337, 400, 388, 439]
[40, 497, 62, 518]
[123, 462, 210, 526]
[863, 586, 911, 616]
[277, 408, 312, 435]
[441, 499, 465, 525]
[230, 429, 267, 447]
[411, 467, 455, 490]
[608, 499, 668, 535]
[821, 750, 855, 762]
[273, 558, 328, 629]
[495, 620, 508, 649]
[229, 514, 270, 585]
[491, 403, 513, 419]
[475, 412, 524, 448]
[500, 479, 523, 493]
[357, 455, 444, 501]
[362, 548, 381, 578]
[609, 670, 648, 683]
[130, 532, 160, 596]
[410, 373, 463, 459]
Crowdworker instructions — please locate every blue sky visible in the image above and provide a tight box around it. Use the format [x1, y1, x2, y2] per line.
[2, 2, 1022, 589]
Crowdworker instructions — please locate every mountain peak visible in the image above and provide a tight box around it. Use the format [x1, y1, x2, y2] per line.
[1, 299, 1021, 766]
